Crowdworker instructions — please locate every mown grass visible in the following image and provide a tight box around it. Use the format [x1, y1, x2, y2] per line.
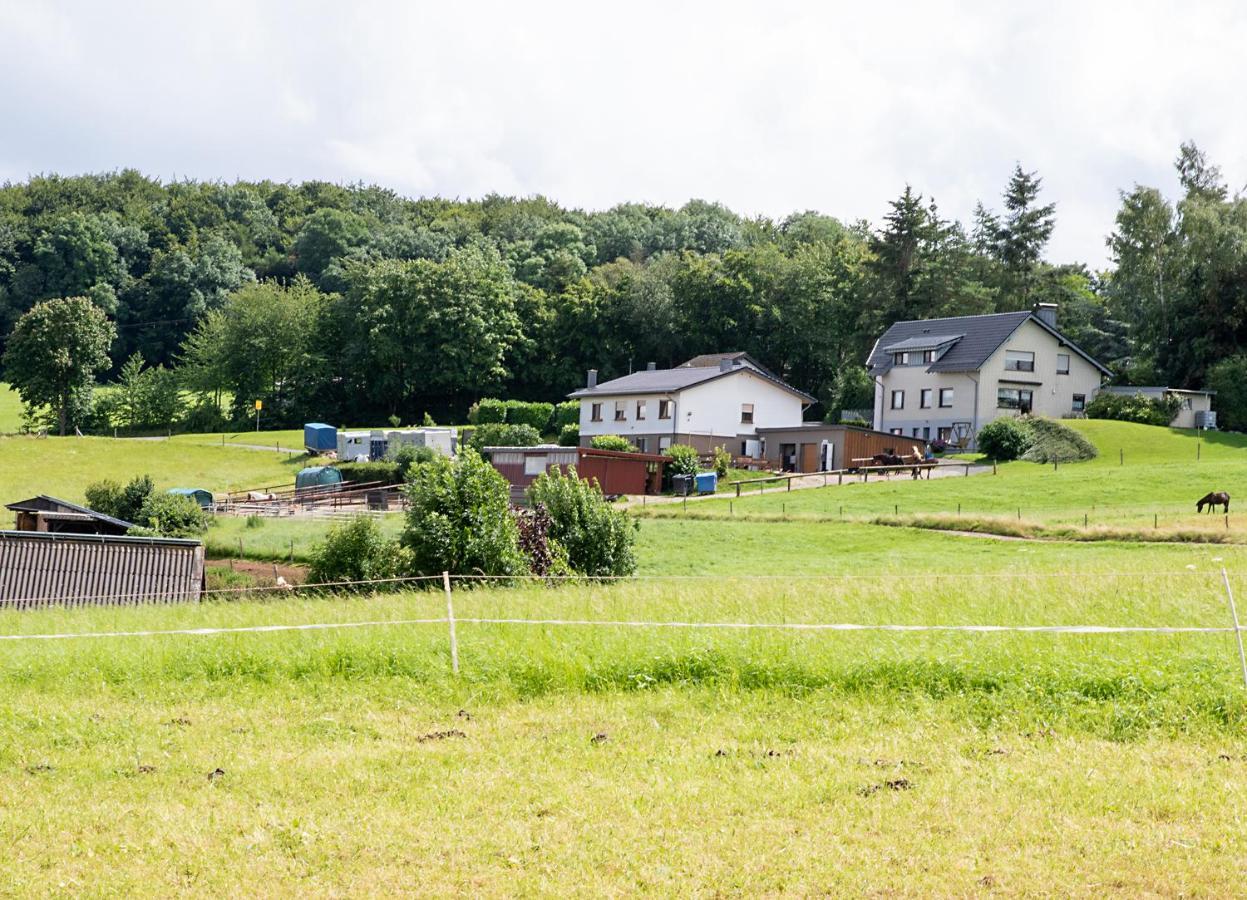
[0, 435, 305, 526]
[0, 382, 21, 434]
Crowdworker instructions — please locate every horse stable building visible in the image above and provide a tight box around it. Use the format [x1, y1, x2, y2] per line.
[483, 446, 668, 501]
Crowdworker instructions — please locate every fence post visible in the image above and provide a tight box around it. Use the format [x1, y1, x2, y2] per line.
[736, 482, 741, 498]
[1221, 568, 1247, 689]
[787, 477, 792, 492]
[443, 571, 459, 676]
[1119, 448, 1123, 466]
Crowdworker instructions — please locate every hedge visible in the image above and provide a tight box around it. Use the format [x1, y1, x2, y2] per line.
[505, 400, 555, 431]
[553, 401, 580, 430]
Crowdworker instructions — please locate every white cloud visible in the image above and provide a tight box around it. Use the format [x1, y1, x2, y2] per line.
[1, 0, 1246, 266]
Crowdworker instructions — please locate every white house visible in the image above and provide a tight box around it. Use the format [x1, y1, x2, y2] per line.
[867, 304, 1110, 447]
[568, 352, 815, 455]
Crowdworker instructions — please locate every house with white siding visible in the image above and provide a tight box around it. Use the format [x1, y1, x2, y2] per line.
[568, 353, 815, 455]
[868, 304, 1111, 448]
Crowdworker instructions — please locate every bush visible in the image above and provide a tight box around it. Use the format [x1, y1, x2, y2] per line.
[553, 401, 580, 430]
[401, 449, 528, 576]
[470, 398, 507, 424]
[132, 492, 208, 537]
[308, 516, 412, 588]
[976, 418, 1032, 461]
[85, 474, 154, 524]
[558, 424, 580, 447]
[514, 503, 571, 577]
[1085, 391, 1181, 427]
[1020, 418, 1098, 463]
[466, 422, 541, 450]
[527, 467, 638, 577]
[388, 443, 436, 480]
[505, 400, 555, 432]
[338, 460, 400, 485]
[712, 445, 731, 479]
[590, 434, 636, 452]
[664, 443, 700, 476]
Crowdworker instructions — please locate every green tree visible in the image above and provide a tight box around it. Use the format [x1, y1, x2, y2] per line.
[401, 449, 528, 576]
[992, 165, 1056, 304]
[295, 208, 371, 280]
[2, 296, 115, 435]
[308, 516, 412, 588]
[1206, 355, 1247, 431]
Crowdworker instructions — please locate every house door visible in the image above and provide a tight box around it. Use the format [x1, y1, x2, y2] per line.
[800, 443, 818, 473]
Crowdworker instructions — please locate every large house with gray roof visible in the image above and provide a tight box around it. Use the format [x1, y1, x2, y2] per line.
[569, 352, 815, 454]
[868, 304, 1110, 448]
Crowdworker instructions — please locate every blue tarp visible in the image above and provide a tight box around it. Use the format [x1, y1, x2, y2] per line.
[304, 422, 337, 452]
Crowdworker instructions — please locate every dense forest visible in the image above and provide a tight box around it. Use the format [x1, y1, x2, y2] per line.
[1, 141, 1244, 431]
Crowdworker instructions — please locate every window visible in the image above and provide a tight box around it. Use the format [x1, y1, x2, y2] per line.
[614, 401, 626, 422]
[523, 455, 548, 476]
[590, 403, 603, 422]
[1005, 350, 1035, 372]
[658, 399, 672, 419]
[912, 427, 922, 437]
[1181, 397, 1193, 410]
[740, 403, 754, 424]
[1072, 393, 1086, 412]
[939, 388, 954, 408]
[658, 436, 672, 451]
[893, 351, 910, 366]
[997, 388, 1034, 410]
[636, 400, 647, 420]
[890, 428, 903, 436]
[938, 427, 952, 442]
[636, 437, 649, 453]
[923, 349, 937, 364]
[920, 388, 932, 409]
[1057, 353, 1070, 375]
[922, 426, 930, 440]
[890, 390, 905, 410]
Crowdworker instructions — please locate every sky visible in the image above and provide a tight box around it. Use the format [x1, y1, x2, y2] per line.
[1, 1, 1244, 267]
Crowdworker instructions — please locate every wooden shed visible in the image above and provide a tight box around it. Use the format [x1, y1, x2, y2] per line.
[0, 531, 205, 609]
[5, 495, 133, 535]
[484, 446, 668, 501]
[754, 424, 926, 473]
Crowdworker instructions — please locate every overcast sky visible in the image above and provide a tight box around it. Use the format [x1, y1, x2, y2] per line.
[1, 1, 1244, 267]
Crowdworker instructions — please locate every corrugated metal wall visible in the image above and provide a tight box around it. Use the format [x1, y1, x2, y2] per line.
[0, 533, 204, 609]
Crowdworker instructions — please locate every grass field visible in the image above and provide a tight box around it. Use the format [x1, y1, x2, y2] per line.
[5, 416, 1247, 892]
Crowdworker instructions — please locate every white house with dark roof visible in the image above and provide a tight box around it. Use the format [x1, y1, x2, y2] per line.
[868, 304, 1111, 448]
[568, 352, 815, 455]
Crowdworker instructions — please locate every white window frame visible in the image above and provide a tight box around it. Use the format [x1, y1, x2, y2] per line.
[614, 401, 626, 422]
[636, 400, 647, 420]
[1057, 353, 1070, 375]
[740, 403, 754, 424]
[658, 399, 672, 420]
[1005, 350, 1035, 373]
[590, 403, 603, 422]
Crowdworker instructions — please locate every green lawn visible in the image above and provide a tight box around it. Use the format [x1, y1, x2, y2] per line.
[0, 383, 22, 434]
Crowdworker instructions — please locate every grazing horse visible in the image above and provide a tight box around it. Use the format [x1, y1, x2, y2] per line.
[1197, 491, 1231, 513]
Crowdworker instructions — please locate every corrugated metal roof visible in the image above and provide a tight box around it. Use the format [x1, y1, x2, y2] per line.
[0, 531, 204, 608]
[867, 311, 1111, 377]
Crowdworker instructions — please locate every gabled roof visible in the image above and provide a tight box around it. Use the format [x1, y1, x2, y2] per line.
[5, 495, 134, 531]
[679, 352, 777, 379]
[867, 311, 1111, 377]
[568, 360, 815, 403]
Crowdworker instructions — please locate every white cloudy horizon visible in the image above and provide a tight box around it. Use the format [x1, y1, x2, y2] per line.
[2, 0, 1245, 268]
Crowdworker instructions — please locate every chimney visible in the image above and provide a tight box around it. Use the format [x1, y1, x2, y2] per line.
[720, 358, 733, 372]
[1034, 303, 1057, 329]
[646, 362, 656, 371]
[587, 369, 598, 388]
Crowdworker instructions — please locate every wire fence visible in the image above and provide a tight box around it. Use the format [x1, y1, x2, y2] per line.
[0, 568, 1245, 688]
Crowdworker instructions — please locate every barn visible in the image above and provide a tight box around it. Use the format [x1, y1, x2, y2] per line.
[0, 530, 205, 608]
[484, 446, 668, 501]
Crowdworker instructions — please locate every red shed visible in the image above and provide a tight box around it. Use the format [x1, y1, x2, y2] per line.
[484, 446, 668, 501]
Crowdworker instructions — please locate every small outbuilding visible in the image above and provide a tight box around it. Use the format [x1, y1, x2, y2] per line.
[1099, 387, 1216, 429]
[295, 466, 344, 494]
[754, 424, 927, 473]
[0, 530, 205, 608]
[5, 495, 133, 536]
[483, 446, 668, 501]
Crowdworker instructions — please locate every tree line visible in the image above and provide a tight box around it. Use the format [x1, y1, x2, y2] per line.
[0, 146, 1238, 432]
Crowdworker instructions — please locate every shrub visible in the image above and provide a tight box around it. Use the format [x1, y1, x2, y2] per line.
[558, 424, 580, 447]
[388, 443, 436, 480]
[504, 400, 555, 432]
[553, 401, 580, 430]
[132, 492, 208, 537]
[244, 514, 264, 529]
[387, 414, 402, 428]
[1019, 418, 1098, 463]
[470, 398, 507, 424]
[466, 422, 541, 449]
[514, 503, 571, 577]
[664, 443, 700, 476]
[422, 412, 436, 427]
[590, 434, 636, 452]
[401, 449, 529, 576]
[308, 516, 412, 588]
[976, 418, 1032, 461]
[712, 445, 731, 479]
[1085, 391, 1182, 427]
[527, 467, 638, 577]
[85, 474, 154, 524]
[338, 460, 400, 485]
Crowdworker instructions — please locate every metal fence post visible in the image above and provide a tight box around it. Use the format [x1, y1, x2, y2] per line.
[1221, 568, 1247, 689]
[443, 571, 459, 676]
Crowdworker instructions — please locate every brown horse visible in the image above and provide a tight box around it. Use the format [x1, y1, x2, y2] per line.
[1197, 491, 1231, 513]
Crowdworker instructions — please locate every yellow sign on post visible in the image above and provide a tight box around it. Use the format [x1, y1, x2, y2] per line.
[254, 399, 262, 432]
[254, 400, 263, 411]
